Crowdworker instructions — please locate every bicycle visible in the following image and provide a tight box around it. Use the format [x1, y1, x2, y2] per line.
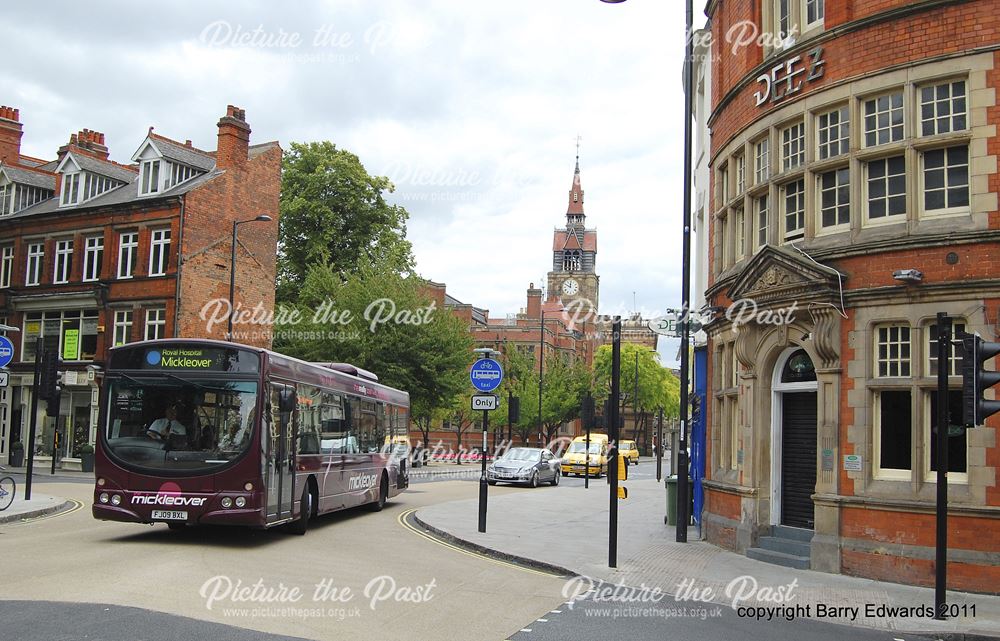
[0, 465, 15, 511]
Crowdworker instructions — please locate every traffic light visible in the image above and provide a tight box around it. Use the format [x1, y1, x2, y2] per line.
[616, 445, 628, 499]
[960, 332, 1000, 427]
[581, 394, 595, 429]
[40, 351, 63, 418]
[690, 394, 702, 424]
[508, 396, 520, 424]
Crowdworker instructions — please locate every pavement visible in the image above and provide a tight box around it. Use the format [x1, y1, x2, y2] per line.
[0, 490, 70, 523]
[415, 465, 1000, 640]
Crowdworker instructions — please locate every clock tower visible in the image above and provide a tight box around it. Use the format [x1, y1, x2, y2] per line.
[547, 156, 599, 314]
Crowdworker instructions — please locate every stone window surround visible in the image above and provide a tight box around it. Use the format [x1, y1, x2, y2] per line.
[710, 53, 997, 282]
[760, 0, 827, 57]
[846, 301, 994, 506]
[711, 338, 741, 478]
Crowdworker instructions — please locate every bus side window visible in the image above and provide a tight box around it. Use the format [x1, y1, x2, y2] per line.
[320, 392, 346, 453]
[375, 403, 388, 450]
[297, 385, 322, 455]
[359, 401, 377, 452]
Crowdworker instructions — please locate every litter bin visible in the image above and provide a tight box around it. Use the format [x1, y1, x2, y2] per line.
[665, 475, 693, 526]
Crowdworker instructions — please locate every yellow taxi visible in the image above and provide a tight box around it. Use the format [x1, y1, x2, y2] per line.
[619, 439, 640, 465]
[560, 434, 609, 478]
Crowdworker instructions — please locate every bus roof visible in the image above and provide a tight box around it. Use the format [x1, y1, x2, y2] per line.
[107, 338, 409, 407]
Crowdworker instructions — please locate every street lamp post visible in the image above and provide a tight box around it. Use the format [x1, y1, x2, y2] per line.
[228, 215, 273, 341]
[601, 0, 694, 541]
[538, 308, 545, 447]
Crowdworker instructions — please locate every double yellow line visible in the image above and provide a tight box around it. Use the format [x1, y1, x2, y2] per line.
[396, 508, 560, 579]
[14, 498, 85, 524]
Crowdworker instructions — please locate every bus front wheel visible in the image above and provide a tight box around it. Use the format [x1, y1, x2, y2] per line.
[290, 485, 312, 535]
[369, 475, 388, 512]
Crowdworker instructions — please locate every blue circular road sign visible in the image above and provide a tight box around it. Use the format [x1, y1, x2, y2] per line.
[470, 358, 504, 393]
[0, 336, 13, 369]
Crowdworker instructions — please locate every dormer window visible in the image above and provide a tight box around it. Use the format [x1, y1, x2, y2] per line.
[0, 172, 55, 215]
[133, 137, 208, 196]
[140, 159, 161, 196]
[164, 162, 200, 189]
[0, 183, 11, 215]
[61, 172, 81, 206]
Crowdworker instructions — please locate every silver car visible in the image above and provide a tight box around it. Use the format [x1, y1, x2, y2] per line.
[487, 447, 560, 487]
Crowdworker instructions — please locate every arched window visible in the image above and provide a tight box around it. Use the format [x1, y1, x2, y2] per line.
[563, 250, 582, 272]
[781, 349, 816, 383]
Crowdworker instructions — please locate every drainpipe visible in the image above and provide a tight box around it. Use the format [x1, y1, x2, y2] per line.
[173, 196, 185, 338]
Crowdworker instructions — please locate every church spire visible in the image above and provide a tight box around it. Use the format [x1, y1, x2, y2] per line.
[567, 138, 585, 223]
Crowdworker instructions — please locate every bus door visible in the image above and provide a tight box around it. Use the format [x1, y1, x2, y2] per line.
[266, 384, 296, 524]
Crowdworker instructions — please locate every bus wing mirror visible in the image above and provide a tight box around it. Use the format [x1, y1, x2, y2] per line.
[279, 388, 297, 414]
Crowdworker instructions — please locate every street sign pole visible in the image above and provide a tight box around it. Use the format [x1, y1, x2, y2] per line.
[656, 406, 664, 482]
[25, 338, 43, 500]
[471, 350, 503, 535]
[935, 313, 951, 619]
[479, 407, 489, 533]
[609, 317, 621, 568]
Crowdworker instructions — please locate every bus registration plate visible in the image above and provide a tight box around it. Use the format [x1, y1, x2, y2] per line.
[152, 510, 187, 521]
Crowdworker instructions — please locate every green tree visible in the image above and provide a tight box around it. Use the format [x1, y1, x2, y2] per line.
[274, 262, 472, 439]
[539, 354, 591, 445]
[446, 389, 480, 465]
[593, 343, 679, 442]
[498, 346, 540, 445]
[277, 141, 414, 301]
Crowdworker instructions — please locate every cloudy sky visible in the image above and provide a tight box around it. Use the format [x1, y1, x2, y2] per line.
[2, 0, 698, 363]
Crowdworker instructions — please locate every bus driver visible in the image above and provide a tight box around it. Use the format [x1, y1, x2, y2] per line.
[147, 405, 187, 441]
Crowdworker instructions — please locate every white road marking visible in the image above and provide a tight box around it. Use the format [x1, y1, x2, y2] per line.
[550, 610, 562, 613]
[536, 618, 548, 622]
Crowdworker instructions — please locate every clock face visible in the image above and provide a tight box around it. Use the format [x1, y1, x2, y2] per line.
[562, 279, 579, 296]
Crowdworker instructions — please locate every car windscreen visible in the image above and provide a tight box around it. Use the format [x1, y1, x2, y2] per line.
[104, 377, 257, 473]
[568, 442, 601, 454]
[501, 448, 539, 461]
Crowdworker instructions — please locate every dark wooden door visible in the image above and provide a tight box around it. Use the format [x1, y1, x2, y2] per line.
[781, 392, 817, 529]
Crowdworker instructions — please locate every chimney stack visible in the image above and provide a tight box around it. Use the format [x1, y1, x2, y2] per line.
[0, 106, 23, 165]
[527, 283, 542, 319]
[74, 128, 110, 160]
[57, 128, 111, 162]
[216, 105, 251, 170]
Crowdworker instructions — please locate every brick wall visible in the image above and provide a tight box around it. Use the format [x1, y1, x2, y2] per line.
[177, 143, 281, 347]
[709, 1, 1000, 161]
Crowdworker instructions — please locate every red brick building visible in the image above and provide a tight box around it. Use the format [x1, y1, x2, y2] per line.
[699, 0, 1000, 592]
[0, 104, 280, 468]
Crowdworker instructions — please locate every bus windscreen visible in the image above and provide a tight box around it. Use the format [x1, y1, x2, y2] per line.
[104, 377, 258, 473]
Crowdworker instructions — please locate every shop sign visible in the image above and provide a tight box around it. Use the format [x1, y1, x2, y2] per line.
[63, 329, 80, 360]
[754, 46, 826, 106]
[843, 454, 863, 472]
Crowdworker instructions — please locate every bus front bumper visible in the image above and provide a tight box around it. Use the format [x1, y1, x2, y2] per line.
[93, 502, 265, 527]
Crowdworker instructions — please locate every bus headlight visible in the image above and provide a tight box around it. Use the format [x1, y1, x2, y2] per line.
[99, 493, 109, 504]
[97, 478, 106, 487]
[235, 497, 247, 508]
[221, 497, 233, 509]
[244, 482, 253, 491]
[110, 494, 122, 506]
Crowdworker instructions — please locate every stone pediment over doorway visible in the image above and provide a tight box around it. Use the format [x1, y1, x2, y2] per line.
[727, 246, 845, 307]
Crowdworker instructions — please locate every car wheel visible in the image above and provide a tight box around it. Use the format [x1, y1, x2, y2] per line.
[530, 471, 539, 488]
[561, 470, 568, 477]
[166, 522, 187, 531]
[551, 471, 559, 486]
[488, 480, 497, 486]
[290, 485, 312, 535]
